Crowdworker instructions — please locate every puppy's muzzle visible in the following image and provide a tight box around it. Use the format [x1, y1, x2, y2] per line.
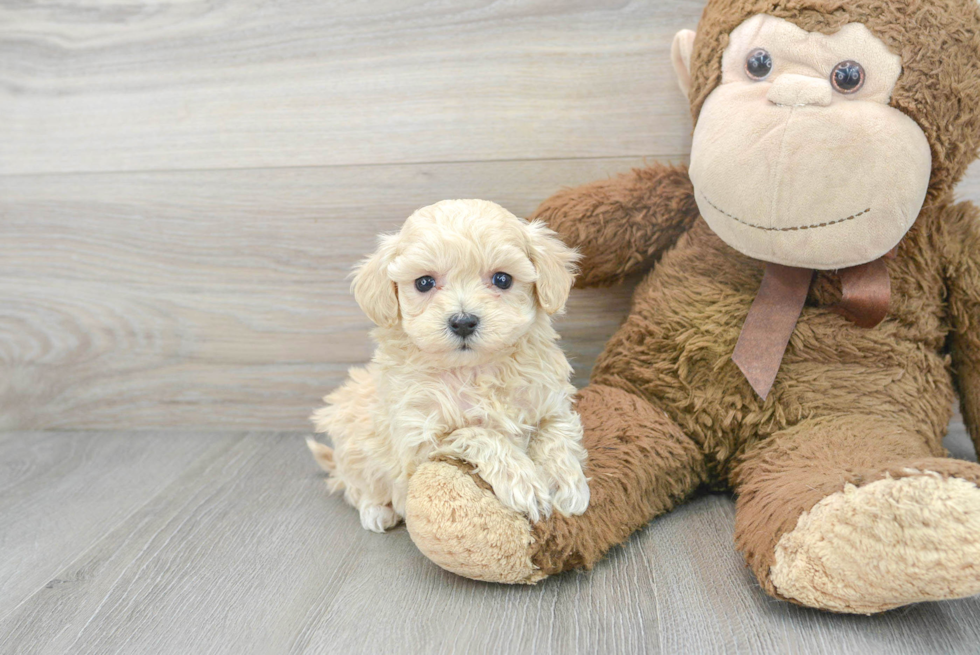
[448, 313, 480, 338]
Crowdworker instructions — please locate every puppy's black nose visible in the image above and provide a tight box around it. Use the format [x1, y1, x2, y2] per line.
[448, 313, 479, 338]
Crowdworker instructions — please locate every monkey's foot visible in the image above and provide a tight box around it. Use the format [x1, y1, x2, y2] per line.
[770, 472, 980, 614]
[404, 459, 546, 584]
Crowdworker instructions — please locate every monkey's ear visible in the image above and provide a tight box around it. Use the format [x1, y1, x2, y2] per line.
[525, 220, 579, 315]
[671, 29, 697, 99]
[351, 234, 400, 328]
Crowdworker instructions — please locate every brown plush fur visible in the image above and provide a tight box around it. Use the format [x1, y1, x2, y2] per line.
[529, 384, 708, 574]
[945, 201, 980, 446]
[528, 198, 973, 593]
[406, 0, 980, 612]
[521, 1, 980, 603]
[532, 164, 700, 288]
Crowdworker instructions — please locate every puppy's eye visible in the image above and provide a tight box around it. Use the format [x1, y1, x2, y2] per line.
[491, 272, 512, 290]
[745, 48, 772, 81]
[415, 276, 436, 293]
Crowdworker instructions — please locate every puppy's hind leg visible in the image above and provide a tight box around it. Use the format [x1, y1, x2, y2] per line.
[311, 366, 402, 532]
[309, 366, 377, 495]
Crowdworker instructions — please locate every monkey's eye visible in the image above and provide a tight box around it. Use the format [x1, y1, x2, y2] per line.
[831, 60, 865, 94]
[745, 48, 773, 80]
[491, 272, 513, 290]
[415, 275, 436, 292]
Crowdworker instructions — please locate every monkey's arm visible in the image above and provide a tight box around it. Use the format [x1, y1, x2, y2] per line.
[530, 162, 699, 288]
[942, 201, 980, 454]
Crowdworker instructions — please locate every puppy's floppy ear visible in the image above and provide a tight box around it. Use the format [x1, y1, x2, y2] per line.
[525, 220, 579, 315]
[351, 233, 400, 327]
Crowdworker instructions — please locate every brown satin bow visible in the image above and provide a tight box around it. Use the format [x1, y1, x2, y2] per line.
[731, 249, 895, 400]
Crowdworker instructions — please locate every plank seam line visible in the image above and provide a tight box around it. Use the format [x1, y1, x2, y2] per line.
[0, 154, 692, 180]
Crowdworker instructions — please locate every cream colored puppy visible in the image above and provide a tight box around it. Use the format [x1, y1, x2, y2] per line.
[307, 199, 589, 532]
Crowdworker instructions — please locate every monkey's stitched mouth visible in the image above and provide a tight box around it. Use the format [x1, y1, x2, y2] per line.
[699, 190, 871, 232]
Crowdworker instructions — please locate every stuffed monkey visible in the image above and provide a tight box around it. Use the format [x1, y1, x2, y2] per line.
[403, 0, 980, 614]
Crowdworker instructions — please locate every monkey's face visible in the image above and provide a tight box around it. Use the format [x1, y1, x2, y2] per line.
[683, 14, 932, 270]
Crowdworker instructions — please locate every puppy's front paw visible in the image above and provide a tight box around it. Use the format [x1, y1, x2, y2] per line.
[359, 504, 401, 533]
[551, 470, 590, 516]
[488, 469, 552, 523]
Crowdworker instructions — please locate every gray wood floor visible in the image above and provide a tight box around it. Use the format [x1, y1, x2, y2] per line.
[3, 0, 980, 431]
[6, 1, 980, 652]
[2, 420, 979, 655]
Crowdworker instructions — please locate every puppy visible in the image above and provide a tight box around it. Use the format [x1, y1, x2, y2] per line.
[307, 199, 590, 532]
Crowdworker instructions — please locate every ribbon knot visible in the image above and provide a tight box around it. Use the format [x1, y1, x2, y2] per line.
[731, 256, 892, 400]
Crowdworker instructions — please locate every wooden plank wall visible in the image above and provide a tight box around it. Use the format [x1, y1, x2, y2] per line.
[2, 1, 979, 430]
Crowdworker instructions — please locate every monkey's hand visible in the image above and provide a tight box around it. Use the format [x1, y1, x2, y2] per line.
[530, 162, 699, 287]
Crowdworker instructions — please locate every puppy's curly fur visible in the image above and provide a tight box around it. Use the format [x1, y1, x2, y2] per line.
[308, 199, 589, 532]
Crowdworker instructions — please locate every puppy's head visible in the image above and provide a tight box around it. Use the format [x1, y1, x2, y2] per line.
[352, 199, 578, 360]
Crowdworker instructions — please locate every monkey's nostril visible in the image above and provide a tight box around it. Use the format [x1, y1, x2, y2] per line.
[448, 313, 480, 338]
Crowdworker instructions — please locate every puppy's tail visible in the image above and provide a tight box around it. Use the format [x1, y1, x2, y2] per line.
[306, 437, 336, 474]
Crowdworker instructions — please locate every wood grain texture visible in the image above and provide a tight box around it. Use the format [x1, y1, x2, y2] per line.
[3, 0, 980, 432]
[0, 0, 704, 175]
[5, 0, 980, 650]
[4, 157, 977, 430]
[0, 426, 976, 655]
[0, 432, 661, 655]
[0, 431, 239, 617]
[0, 159, 642, 430]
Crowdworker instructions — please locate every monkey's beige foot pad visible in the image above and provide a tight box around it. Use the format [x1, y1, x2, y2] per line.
[771, 473, 980, 614]
[405, 460, 546, 584]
